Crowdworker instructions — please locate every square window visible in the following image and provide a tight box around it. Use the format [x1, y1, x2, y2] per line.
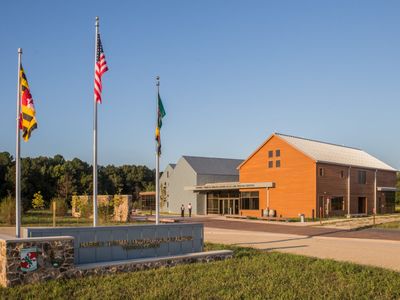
[331, 197, 344, 211]
[268, 161, 273, 168]
[276, 160, 281, 168]
[276, 149, 280, 157]
[268, 150, 273, 158]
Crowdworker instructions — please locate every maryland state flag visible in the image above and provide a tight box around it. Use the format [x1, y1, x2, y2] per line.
[19, 65, 37, 141]
[155, 92, 166, 155]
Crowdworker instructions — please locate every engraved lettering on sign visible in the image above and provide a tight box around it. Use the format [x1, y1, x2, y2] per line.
[79, 236, 193, 250]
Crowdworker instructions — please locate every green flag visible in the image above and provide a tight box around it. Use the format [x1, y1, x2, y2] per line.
[156, 92, 166, 155]
[157, 93, 166, 128]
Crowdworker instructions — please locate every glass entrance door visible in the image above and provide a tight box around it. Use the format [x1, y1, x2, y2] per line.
[223, 199, 229, 214]
[234, 199, 239, 214]
[219, 199, 239, 215]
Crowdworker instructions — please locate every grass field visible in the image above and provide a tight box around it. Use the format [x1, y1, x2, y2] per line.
[1, 244, 400, 299]
[376, 221, 400, 230]
[0, 210, 151, 227]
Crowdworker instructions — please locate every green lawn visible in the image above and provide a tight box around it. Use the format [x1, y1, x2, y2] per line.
[376, 221, 400, 230]
[0, 210, 150, 227]
[1, 244, 400, 299]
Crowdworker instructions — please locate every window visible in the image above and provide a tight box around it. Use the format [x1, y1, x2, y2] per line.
[340, 170, 344, 178]
[384, 191, 396, 212]
[331, 197, 344, 211]
[276, 160, 281, 168]
[358, 170, 367, 184]
[268, 161, 273, 168]
[276, 149, 281, 157]
[319, 168, 324, 176]
[268, 150, 273, 158]
[240, 192, 259, 210]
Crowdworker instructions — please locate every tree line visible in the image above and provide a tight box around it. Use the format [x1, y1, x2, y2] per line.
[0, 151, 155, 210]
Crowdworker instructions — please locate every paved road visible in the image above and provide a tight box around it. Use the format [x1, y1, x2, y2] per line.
[185, 217, 400, 241]
[204, 227, 400, 272]
[185, 217, 400, 271]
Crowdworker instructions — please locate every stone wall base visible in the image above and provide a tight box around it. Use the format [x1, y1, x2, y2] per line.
[0, 236, 74, 288]
[75, 250, 233, 278]
[2, 249, 232, 287]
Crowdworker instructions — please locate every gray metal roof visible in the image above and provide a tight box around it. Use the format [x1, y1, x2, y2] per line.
[182, 156, 243, 175]
[276, 133, 396, 171]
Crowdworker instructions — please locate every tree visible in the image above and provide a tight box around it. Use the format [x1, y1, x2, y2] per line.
[0, 152, 13, 199]
[143, 182, 155, 192]
[0, 152, 156, 207]
[32, 191, 45, 209]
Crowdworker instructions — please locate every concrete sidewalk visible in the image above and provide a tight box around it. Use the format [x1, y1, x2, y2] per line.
[204, 227, 400, 272]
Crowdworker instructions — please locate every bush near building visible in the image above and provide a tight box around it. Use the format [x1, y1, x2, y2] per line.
[52, 198, 68, 217]
[0, 195, 16, 225]
[32, 191, 45, 210]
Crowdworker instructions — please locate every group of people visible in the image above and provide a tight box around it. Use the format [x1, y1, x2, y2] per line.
[180, 203, 192, 218]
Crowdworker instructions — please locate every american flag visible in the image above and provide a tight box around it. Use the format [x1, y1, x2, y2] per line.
[94, 33, 109, 103]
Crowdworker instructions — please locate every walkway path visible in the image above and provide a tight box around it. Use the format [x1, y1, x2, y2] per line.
[204, 227, 400, 272]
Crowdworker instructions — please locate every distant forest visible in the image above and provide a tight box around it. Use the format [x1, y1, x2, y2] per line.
[0, 152, 155, 210]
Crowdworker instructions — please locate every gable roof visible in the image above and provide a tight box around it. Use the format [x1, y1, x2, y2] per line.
[239, 133, 396, 171]
[182, 156, 243, 175]
[168, 164, 176, 169]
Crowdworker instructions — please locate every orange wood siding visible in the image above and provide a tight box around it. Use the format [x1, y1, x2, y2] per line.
[239, 135, 316, 218]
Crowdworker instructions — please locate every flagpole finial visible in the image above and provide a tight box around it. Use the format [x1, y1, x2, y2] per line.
[156, 76, 160, 86]
[95, 16, 99, 26]
[18, 48, 22, 54]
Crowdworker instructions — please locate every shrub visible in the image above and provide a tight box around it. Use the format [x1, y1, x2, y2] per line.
[112, 195, 124, 221]
[112, 195, 123, 208]
[32, 191, 45, 210]
[52, 198, 68, 216]
[22, 197, 31, 212]
[71, 195, 79, 209]
[78, 198, 92, 219]
[132, 201, 140, 210]
[0, 195, 16, 225]
[98, 200, 113, 223]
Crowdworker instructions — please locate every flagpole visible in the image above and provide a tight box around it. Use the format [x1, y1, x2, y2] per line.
[93, 17, 99, 227]
[15, 48, 22, 238]
[155, 76, 160, 225]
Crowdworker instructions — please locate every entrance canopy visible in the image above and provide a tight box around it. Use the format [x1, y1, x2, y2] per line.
[377, 187, 397, 192]
[185, 182, 274, 192]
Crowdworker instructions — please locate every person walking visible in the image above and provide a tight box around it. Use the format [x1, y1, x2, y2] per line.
[180, 204, 185, 218]
[188, 203, 192, 217]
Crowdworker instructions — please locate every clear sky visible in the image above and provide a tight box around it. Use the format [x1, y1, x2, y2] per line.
[1, 0, 400, 170]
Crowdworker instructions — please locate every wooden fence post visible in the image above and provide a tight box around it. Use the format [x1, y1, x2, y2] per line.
[53, 200, 56, 227]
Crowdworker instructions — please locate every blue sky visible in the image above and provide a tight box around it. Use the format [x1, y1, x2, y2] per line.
[1, 0, 400, 169]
